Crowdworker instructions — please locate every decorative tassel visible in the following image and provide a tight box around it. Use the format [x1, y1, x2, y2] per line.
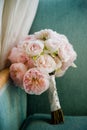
[48, 75, 64, 124]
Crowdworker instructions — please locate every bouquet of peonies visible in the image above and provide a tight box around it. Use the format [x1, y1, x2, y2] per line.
[8, 29, 77, 124]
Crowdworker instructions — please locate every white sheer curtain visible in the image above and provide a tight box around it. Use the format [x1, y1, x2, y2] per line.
[0, 0, 39, 70]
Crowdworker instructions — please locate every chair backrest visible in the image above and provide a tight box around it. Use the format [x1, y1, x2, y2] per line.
[27, 0, 87, 116]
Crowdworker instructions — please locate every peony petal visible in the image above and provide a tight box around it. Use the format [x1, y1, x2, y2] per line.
[23, 68, 49, 95]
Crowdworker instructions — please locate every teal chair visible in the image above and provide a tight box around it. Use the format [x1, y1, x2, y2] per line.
[0, 0, 87, 130]
[22, 0, 87, 130]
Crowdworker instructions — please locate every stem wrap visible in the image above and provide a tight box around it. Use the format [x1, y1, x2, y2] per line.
[48, 75, 61, 112]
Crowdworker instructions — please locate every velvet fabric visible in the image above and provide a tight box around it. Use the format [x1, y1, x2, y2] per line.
[0, 81, 27, 130]
[21, 114, 87, 130]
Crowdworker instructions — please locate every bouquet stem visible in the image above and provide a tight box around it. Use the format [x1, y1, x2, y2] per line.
[51, 109, 64, 124]
[48, 75, 64, 124]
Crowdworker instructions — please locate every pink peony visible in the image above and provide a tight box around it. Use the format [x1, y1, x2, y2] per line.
[8, 47, 35, 69]
[18, 35, 37, 50]
[23, 68, 49, 95]
[23, 35, 36, 41]
[10, 63, 27, 86]
[34, 29, 68, 41]
[8, 47, 27, 63]
[45, 39, 59, 53]
[25, 56, 35, 69]
[58, 43, 77, 71]
[53, 56, 62, 70]
[26, 40, 44, 56]
[34, 29, 57, 40]
[17, 42, 28, 51]
[35, 54, 56, 73]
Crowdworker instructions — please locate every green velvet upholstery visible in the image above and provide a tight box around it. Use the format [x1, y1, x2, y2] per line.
[21, 114, 87, 130]
[0, 81, 27, 130]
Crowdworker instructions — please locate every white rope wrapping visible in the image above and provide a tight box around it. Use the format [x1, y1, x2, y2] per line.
[48, 75, 61, 111]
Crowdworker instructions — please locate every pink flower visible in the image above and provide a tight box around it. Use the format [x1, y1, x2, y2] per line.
[58, 43, 77, 71]
[45, 39, 59, 53]
[25, 56, 35, 69]
[8, 47, 27, 63]
[53, 56, 62, 69]
[35, 54, 56, 73]
[10, 63, 27, 86]
[8, 47, 35, 69]
[18, 35, 37, 50]
[17, 42, 28, 51]
[23, 35, 36, 41]
[34, 29, 57, 40]
[23, 68, 49, 95]
[26, 40, 44, 56]
[34, 29, 68, 42]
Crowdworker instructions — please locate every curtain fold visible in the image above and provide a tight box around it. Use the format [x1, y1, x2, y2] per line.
[0, 0, 39, 70]
[0, 1, 39, 130]
[0, 0, 4, 61]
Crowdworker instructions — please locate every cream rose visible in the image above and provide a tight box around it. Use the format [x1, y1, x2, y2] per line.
[45, 39, 59, 53]
[26, 40, 44, 56]
[35, 54, 56, 73]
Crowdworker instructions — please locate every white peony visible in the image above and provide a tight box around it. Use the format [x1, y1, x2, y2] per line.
[45, 39, 60, 53]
